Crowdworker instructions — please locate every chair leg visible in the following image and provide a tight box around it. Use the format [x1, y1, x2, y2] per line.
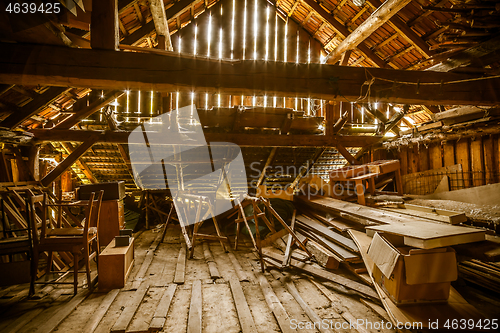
[29, 252, 38, 297]
[85, 247, 91, 290]
[73, 252, 79, 295]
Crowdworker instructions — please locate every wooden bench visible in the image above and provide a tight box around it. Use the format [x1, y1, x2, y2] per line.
[98, 237, 134, 290]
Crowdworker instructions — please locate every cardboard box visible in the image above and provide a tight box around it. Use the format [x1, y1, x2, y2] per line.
[368, 232, 457, 305]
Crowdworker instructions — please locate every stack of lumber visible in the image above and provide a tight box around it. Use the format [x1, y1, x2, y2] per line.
[458, 259, 500, 294]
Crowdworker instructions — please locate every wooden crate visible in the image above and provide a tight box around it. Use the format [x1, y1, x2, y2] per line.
[98, 238, 134, 290]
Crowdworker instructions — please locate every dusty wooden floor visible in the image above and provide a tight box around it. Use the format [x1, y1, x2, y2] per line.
[0, 225, 396, 333]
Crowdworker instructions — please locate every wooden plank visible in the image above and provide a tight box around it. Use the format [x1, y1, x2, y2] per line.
[187, 280, 202, 333]
[255, 271, 297, 333]
[149, 284, 177, 331]
[59, 142, 97, 183]
[82, 289, 120, 333]
[203, 242, 220, 279]
[418, 145, 429, 172]
[228, 276, 258, 333]
[297, 228, 360, 262]
[110, 283, 149, 333]
[483, 135, 496, 183]
[227, 251, 249, 282]
[3, 43, 500, 105]
[310, 278, 371, 333]
[282, 210, 296, 267]
[366, 221, 486, 249]
[132, 231, 162, 289]
[261, 248, 378, 300]
[470, 138, 485, 187]
[399, 146, 408, 176]
[2, 307, 44, 333]
[91, 0, 119, 50]
[443, 141, 456, 167]
[304, 240, 341, 270]
[429, 142, 443, 170]
[283, 277, 334, 333]
[33, 291, 89, 333]
[173, 243, 186, 284]
[383, 207, 466, 224]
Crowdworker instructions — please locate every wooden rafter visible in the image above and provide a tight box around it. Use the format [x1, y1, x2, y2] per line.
[30, 129, 381, 148]
[335, 142, 358, 165]
[121, 0, 207, 46]
[2, 43, 499, 105]
[149, 0, 173, 51]
[53, 90, 125, 130]
[59, 142, 98, 183]
[324, 0, 412, 64]
[41, 136, 99, 187]
[0, 87, 70, 130]
[366, 0, 434, 58]
[302, 0, 387, 68]
[255, 148, 278, 187]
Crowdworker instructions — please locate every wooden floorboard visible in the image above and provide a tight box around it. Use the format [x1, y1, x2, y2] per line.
[187, 280, 202, 333]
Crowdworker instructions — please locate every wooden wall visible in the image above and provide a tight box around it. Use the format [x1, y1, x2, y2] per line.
[389, 134, 500, 189]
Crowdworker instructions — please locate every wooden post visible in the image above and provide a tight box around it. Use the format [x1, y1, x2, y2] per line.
[145, 191, 149, 229]
[91, 0, 119, 50]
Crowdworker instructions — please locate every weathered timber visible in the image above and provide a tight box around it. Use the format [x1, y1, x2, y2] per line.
[59, 142, 97, 183]
[302, 0, 387, 67]
[2, 44, 498, 105]
[91, 0, 119, 50]
[325, 0, 412, 64]
[149, 0, 173, 51]
[30, 129, 381, 147]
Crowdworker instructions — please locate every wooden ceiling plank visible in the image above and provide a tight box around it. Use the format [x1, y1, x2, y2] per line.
[302, 0, 387, 68]
[0, 87, 70, 130]
[149, 0, 173, 50]
[324, 0, 412, 64]
[2, 43, 500, 105]
[30, 129, 381, 148]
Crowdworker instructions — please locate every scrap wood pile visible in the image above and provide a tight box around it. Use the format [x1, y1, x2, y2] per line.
[260, 194, 500, 330]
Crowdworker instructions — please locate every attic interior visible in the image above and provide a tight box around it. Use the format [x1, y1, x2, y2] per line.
[1, 0, 500, 331]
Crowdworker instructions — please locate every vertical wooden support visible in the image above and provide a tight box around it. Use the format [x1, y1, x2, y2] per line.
[145, 191, 149, 229]
[408, 145, 419, 174]
[29, 145, 40, 181]
[456, 139, 471, 188]
[91, 0, 119, 50]
[429, 142, 443, 170]
[399, 146, 408, 176]
[483, 135, 495, 184]
[443, 141, 455, 167]
[470, 138, 485, 187]
[325, 102, 334, 137]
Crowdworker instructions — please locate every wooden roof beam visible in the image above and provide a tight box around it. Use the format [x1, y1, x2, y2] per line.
[149, 0, 173, 51]
[60, 142, 98, 183]
[324, 0, 412, 64]
[30, 129, 381, 148]
[2, 43, 499, 106]
[366, 0, 434, 58]
[121, 0, 205, 46]
[302, 0, 387, 68]
[53, 90, 125, 130]
[0, 87, 70, 130]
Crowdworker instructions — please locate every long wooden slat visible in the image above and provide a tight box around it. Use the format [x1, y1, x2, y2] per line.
[173, 243, 186, 284]
[187, 280, 202, 333]
[82, 289, 120, 333]
[132, 231, 163, 289]
[203, 242, 221, 279]
[2, 43, 499, 105]
[0, 87, 69, 129]
[149, 284, 177, 331]
[261, 247, 378, 300]
[228, 276, 258, 333]
[111, 283, 149, 333]
[40, 136, 99, 187]
[59, 142, 97, 183]
[33, 291, 89, 333]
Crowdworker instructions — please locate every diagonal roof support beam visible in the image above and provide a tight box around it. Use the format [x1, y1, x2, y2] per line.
[149, 0, 173, 51]
[301, 0, 387, 68]
[323, 0, 412, 64]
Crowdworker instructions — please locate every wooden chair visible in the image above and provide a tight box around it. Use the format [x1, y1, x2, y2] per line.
[29, 190, 104, 295]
